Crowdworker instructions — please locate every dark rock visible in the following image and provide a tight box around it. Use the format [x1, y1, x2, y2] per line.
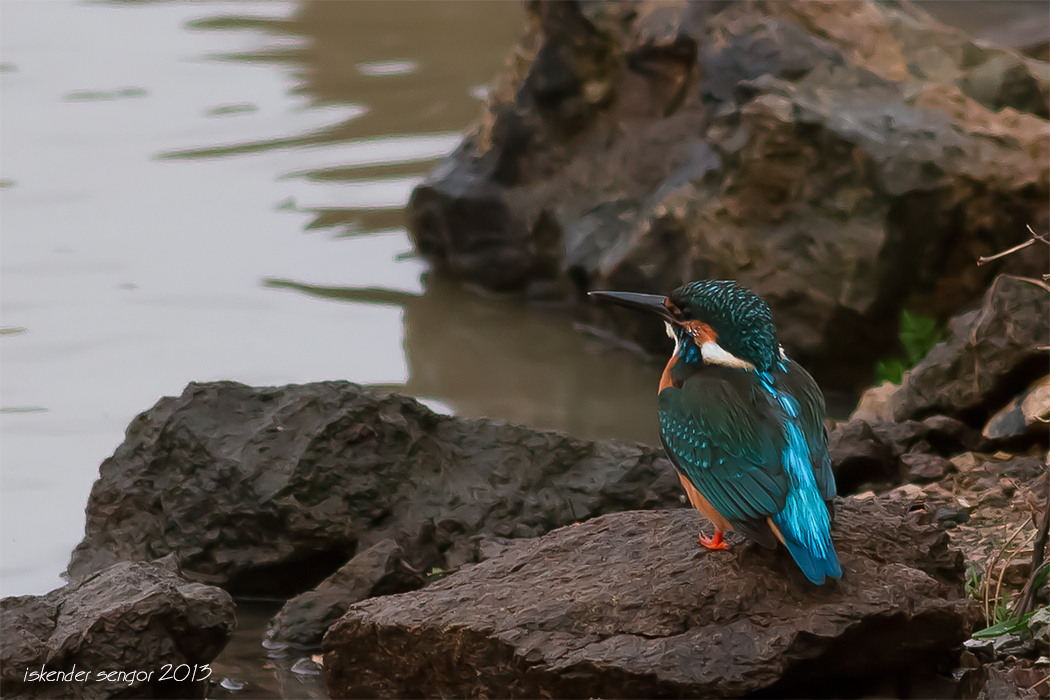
[0, 559, 234, 699]
[935, 507, 971, 527]
[266, 539, 424, 649]
[956, 662, 1043, 700]
[956, 666, 988, 700]
[1012, 667, 1049, 699]
[902, 452, 953, 482]
[984, 375, 1050, 445]
[886, 415, 987, 456]
[406, 1, 1049, 391]
[992, 455, 1046, 484]
[891, 275, 1050, 425]
[829, 414, 982, 493]
[958, 613, 1050, 699]
[324, 496, 974, 699]
[828, 419, 900, 493]
[66, 381, 682, 595]
[952, 453, 1046, 494]
[977, 665, 1040, 700]
[958, 649, 981, 669]
[964, 636, 996, 662]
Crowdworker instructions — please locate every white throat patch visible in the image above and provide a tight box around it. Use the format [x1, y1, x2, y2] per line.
[700, 341, 755, 371]
[665, 321, 682, 356]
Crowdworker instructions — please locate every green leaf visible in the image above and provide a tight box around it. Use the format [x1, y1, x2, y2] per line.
[972, 609, 1038, 639]
[873, 310, 945, 384]
[899, 310, 945, 366]
[875, 359, 908, 384]
[1032, 561, 1050, 591]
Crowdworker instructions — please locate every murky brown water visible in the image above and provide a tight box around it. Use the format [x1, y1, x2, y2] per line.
[2, 1, 1046, 698]
[1, 1, 658, 695]
[0, 0, 659, 594]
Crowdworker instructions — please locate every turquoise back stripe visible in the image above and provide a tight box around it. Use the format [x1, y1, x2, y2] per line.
[758, 370, 841, 584]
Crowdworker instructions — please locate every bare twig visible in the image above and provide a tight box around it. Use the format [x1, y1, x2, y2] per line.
[984, 517, 1033, 624]
[979, 238, 1037, 265]
[993, 526, 1039, 621]
[1029, 223, 1050, 242]
[978, 224, 1050, 266]
[1016, 469, 1050, 618]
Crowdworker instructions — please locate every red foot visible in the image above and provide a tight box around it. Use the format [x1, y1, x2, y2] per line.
[698, 530, 729, 551]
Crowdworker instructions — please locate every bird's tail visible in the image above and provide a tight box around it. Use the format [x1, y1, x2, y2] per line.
[770, 513, 841, 585]
[761, 375, 842, 585]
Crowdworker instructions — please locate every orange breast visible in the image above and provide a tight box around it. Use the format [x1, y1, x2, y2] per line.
[659, 354, 678, 392]
[678, 473, 731, 531]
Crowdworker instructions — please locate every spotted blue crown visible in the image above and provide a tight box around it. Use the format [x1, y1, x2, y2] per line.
[669, 280, 778, 371]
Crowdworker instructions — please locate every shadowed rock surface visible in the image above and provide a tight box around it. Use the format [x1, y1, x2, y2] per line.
[0, 558, 234, 699]
[828, 413, 984, 494]
[266, 538, 424, 649]
[889, 275, 1050, 425]
[406, 0, 1049, 390]
[66, 381, 683, 595]
[323, 497, 975, 699]
[982, 375, 1050, 443]
[837, 271, 1048, 509]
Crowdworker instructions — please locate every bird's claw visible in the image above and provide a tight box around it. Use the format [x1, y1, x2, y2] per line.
[698, 530, 729, 551]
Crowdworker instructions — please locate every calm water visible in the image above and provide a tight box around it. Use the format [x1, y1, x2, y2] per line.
[0, 0, 667, 604]
[1, 1, 1045, 697]
[0, 3, 643, 694]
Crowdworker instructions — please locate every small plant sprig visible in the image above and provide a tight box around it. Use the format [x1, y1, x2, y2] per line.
[874, 310, 946, 384]
[878, 225, 1049, 384]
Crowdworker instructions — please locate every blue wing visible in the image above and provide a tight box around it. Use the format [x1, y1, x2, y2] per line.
[758, 364, 841, 584]
[657, 366, 790, 542]
[659, 362, 841, 585]
[772, 357, 837, 504]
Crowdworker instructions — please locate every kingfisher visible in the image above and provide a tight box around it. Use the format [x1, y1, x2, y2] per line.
[590, 280, 841, 585]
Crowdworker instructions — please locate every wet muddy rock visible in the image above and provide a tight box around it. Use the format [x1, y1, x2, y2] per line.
[266, 538, 424, 649]
[66, 381, 683, 596]
[324, 496, 975, 699]
[0, 558, 234, 699]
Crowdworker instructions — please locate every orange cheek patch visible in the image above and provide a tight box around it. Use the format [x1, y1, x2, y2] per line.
[681, 320, 717, 344]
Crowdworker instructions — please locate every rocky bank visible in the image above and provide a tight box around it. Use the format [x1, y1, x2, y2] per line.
[323, 499, 973, 699]
[64, 381, 683, 599]
[1, 557, 234, 699]
[407, 0, 1049, 390]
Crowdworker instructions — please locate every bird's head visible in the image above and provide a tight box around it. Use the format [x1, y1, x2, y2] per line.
[589, 279, 779, 372]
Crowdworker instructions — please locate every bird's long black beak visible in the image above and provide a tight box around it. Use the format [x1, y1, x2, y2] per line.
[588, 291, 674, 321]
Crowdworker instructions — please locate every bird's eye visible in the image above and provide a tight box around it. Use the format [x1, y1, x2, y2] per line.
[665, 300, 692, 322]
